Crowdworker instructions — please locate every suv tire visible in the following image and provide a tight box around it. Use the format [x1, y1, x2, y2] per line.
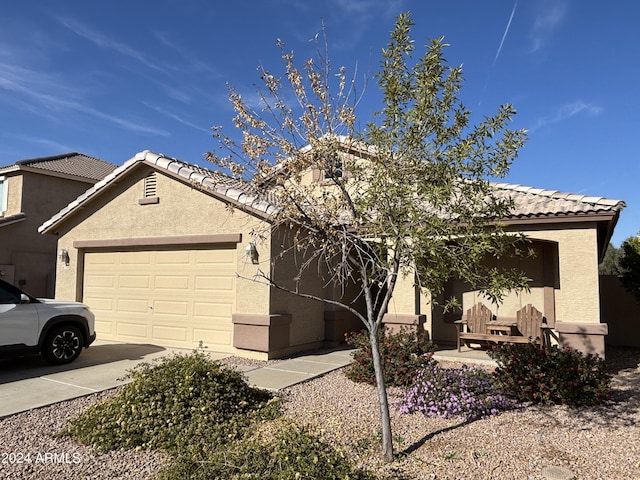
[42, 325, 84, 365]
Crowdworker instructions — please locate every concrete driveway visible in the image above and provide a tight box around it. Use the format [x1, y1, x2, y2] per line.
[0, 340, 356, 418]
[0, 341, 221, 418]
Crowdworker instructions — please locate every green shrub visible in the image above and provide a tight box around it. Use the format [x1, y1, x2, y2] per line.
[157, 419, 376, 480]
[489, 343, 612, 406]
[344, 327, 435, 386]
[62, 352, 279, 453]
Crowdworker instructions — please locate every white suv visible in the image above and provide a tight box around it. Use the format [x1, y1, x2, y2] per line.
[0, 279, 96, 365]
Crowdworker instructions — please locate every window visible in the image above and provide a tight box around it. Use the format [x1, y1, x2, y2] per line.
[0, 282, 19, 304]
[325, 153, 343, 180]
[0, 177, 7, 215]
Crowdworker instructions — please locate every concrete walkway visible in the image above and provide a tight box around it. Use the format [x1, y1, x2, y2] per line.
[432, 346, 497, 366]
[0, 341, 354, 418]
[0, 341, 493, 418]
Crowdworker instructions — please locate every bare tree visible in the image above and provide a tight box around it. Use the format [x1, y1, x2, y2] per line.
[207, 12, 529, 462]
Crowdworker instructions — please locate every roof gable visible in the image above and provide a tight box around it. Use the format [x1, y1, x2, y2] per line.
[39, 150, 278, 234]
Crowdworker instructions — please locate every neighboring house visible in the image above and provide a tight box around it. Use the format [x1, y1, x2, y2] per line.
[0, 153, 116, 297]
[39, 149, 625, 359]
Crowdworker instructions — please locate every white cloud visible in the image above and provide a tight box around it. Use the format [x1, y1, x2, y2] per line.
[7, 134, 73, 154]
[529, 0, 568, 53]
[58, 17, 163, 72]
[147, 104, 211, 134]
[530, 100, 603, 132]
[0, 60, 169, 137]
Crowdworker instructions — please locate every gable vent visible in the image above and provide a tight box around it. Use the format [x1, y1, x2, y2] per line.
[144, 172, 157, 198]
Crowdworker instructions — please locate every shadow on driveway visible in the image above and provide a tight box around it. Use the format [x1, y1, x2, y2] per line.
[0, 342, 167, 385]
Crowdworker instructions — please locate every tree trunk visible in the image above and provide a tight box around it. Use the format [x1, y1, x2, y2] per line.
[370, 327, 394, 462]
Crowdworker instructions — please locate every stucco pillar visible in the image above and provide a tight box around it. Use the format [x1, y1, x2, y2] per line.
[383, 267, 426, 335]
[232, 313, 291, 353]
[524, 226, 607, 357]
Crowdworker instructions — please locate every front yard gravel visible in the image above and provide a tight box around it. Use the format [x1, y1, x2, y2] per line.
[1, 347, 638, 480]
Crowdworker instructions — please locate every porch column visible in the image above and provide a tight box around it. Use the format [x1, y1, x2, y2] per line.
[383, 267, 426, 335]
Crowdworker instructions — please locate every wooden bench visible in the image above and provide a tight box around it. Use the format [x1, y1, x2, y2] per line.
[455, 303, 549, 352]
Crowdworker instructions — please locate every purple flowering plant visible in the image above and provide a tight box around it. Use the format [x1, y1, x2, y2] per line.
[396, 363, 514, 420]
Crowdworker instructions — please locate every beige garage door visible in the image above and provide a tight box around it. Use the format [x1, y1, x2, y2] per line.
[82, 247, 236, 350]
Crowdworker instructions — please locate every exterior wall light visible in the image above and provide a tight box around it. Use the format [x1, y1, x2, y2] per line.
[59, 248, 70, 267]
[245, 241, 259, 264]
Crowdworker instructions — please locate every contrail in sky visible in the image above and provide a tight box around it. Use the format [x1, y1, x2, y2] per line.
[494, 0, 519, 65]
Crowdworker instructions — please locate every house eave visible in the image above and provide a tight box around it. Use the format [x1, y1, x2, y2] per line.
[0, 212, 27, 228]
[499, 211, 618, 226]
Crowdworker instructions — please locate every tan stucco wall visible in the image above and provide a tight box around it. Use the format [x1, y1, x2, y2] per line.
[4, 174, 23, 215]
[519, 224, 600, 325]
[388, 223, 603, 346]
[600, 275, 640, 348]
[52, 165, 272, 318]
[268, 226, 328, 350]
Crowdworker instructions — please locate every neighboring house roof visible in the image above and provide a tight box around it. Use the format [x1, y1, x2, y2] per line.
[494, 183, 626, 221]
[0, 213, 26, 228]
[39, 150, 278, 234]
[0, 152, 117, 182]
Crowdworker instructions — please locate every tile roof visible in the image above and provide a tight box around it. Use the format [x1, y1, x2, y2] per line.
[0, 213, 26, 228]
[38, 149, 625, 234]
[2, 153, 116, 181]
[39, 150, 278, 234]
[493, 182, 626, 219]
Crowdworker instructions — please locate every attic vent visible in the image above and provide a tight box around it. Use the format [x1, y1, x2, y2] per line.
[144, 172, 157, 198]
[138, 172, 160, 205]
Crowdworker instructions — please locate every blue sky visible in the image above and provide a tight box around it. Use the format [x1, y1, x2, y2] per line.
[1, 0, 637, 245]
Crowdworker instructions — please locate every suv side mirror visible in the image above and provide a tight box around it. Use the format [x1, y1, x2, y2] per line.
[20, 294, 30, 304]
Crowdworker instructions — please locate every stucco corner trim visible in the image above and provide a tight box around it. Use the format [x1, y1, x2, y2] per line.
[73, 233, 242, 250]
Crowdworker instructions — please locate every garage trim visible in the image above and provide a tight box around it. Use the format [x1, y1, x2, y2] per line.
[74, 233, 242, 249]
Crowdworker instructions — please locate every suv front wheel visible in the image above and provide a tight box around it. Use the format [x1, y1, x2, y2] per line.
[42, 325, 84, 365]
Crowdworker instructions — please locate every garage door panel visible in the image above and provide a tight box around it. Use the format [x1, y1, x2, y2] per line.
[84, 248, 236, 350]
[153, 300, 189, 315]
[118, 275, 150, 289]
[196, 249, 235, 264]
[85, 275, 115, 288]
[154, 275, 190, 290]
[84, 296, 114, 312]
[116, 322, 148, 339]
[193, 302, 233, 318]
[155, 250, 191, 265]
[195, 276, 235, 291]
[120, 252, 152, 265]
[95, 320, 113, 335]
[193, 328, 231, 345]
[86, 253, 118, 266]
[152, 325, 187, 342]
[117, 298, 150, 314]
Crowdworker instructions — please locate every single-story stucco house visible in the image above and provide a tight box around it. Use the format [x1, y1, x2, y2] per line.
[39, 148, 625, 359]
